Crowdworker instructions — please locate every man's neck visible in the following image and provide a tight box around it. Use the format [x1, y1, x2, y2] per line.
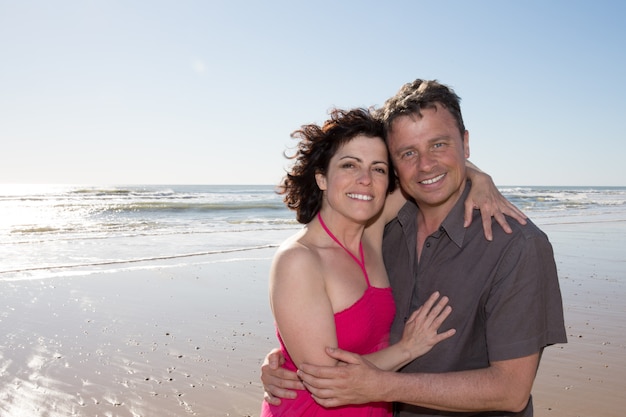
[417, 210, 445, 238]
[416, 210, 445, 260]
[415, 179, 467, 257]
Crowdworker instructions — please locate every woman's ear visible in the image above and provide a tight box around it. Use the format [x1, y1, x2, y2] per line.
[315, 172, 327, 191]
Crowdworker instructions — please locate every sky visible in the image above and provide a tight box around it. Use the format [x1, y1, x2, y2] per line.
[1, 1, 625, 187]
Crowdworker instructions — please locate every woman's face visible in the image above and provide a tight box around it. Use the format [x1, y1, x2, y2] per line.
[316, 135, 390, 224]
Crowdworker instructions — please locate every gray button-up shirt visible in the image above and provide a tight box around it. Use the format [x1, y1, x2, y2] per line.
[382, 183, 567, 417]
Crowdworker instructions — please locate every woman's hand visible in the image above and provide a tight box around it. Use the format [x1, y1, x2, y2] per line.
[397, 292, 456, 360]
[465, 164, 527, 241]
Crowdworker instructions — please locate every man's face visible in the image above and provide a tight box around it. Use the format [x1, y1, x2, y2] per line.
[387, 105, 469, 215]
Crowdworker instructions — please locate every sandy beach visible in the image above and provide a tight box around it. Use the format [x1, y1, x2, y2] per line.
[1, 219, 625, 417]
[531, 220, 626, 416]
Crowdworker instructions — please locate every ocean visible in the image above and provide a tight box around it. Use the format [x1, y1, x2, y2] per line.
[1, 184, 625, 281]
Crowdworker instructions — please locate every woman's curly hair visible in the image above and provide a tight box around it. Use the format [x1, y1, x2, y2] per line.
[278, 108, 396, 224]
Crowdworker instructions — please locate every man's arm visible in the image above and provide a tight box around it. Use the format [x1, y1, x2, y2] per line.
[261, 291, 455, 405]
[298, 348, 540, 413]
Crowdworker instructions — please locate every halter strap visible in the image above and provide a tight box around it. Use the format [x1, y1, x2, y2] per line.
[317, 212, 370, 286]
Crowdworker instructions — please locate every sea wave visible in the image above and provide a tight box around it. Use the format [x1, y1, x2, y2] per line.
[2, 184, 625, 281]
[500, 186, 626, 212]
[97, 201, 287, 212]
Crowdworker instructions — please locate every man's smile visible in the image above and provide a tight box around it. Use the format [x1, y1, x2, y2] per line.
[420, 173, 446, 185]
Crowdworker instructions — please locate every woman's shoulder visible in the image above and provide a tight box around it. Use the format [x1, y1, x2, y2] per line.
[272, 230, 323, 280]
[276, 228, 318, 256]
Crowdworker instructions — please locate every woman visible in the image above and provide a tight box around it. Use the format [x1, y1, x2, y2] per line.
[260, 108, 522, 416]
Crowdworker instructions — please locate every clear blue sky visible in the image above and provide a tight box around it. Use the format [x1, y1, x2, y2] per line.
[1, 1, 624, 186]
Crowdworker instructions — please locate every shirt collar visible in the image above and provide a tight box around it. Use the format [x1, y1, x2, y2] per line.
[440, 180, 471, 248]
[396, 181, 471, 249]
[397, 198, 418, 227]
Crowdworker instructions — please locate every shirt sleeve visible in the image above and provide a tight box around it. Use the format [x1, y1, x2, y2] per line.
[485, 232, 567, 362]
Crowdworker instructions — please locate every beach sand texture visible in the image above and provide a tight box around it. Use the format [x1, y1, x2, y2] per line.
[1, 220, 625, 417]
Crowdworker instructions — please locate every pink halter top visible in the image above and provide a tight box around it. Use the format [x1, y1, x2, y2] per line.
[260, 212, 396, 416]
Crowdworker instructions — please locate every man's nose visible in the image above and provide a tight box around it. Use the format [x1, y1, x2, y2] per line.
[417, 152, 436, 170]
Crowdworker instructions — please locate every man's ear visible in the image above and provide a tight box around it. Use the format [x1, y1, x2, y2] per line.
[463, 130, 470, 159]
[315, 172, 327, 191]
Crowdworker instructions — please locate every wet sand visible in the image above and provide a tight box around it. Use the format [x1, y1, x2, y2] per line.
[532, 220, 626, 416]
[0, 251, 279, 417]
[1, 219, 625, 416]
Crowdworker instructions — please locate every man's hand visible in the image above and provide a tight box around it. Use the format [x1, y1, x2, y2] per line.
[261, 348, 304, 405]
[297, 347, 384, 408]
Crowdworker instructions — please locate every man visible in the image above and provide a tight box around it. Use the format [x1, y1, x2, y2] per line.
[262, 79, 567, 416]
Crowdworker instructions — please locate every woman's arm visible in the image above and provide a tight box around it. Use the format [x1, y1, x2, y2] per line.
[367, 161, 528, 243]
[465, 161, 527, 241]
[270, 244, 339, 369]
[363, 187, 407, 249]
[363, 292, 455, 371]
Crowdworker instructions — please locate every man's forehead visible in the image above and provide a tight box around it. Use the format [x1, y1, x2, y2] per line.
[390, 106, 455, 132]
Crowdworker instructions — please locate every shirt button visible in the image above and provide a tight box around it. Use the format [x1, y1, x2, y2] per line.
[425, 242, 431, 248]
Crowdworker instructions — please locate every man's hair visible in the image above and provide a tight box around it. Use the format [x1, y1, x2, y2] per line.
[378, 79, 466, 138]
